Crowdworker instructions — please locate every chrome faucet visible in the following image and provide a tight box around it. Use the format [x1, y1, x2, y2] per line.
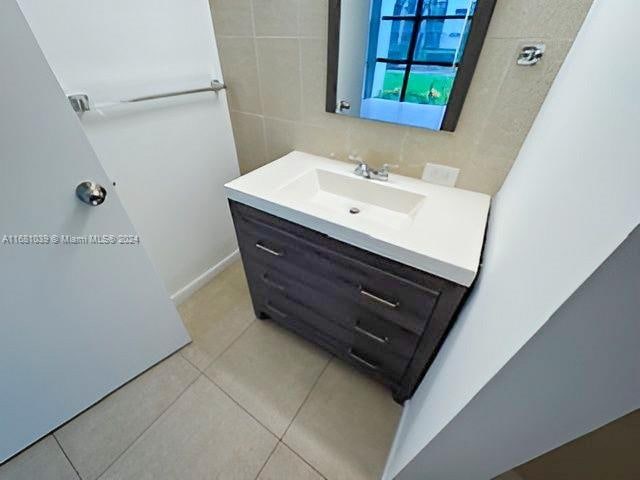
[349, 155, 397, 182]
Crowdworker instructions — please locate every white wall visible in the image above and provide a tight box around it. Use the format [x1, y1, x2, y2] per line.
[397, 225, 640, 478]
[1, 0, 190, 460]
[385, 0, 640, 477]
[17, 0, 240, 301]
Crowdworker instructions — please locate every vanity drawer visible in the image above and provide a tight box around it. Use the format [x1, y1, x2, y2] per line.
[230, 199, 472, 403]
[233, 205, 440, 335]
[251, 284, 410, 383]
[255, 298, 401, 389]
[244, 260, 422, 360]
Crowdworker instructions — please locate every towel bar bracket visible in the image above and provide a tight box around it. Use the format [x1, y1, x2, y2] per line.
[66, 79, 227, 113]
[68, 93, 90, 114]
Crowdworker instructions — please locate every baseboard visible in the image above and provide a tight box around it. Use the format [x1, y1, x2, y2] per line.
[170, 249, 240, 305]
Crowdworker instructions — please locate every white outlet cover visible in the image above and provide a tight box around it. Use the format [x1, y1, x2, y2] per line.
[422, 163, 460, 187]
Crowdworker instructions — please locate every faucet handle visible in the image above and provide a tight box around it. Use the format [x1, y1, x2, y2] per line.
[380, 163, 399, 173]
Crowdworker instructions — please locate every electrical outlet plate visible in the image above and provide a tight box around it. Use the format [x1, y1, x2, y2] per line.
[422, 163, 460, 187]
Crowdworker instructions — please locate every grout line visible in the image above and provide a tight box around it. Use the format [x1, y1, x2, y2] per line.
[216, 34, 326, 40]
[180, 262, 258, 374]
[297, 36, 305, 125]
[247, 0, 265, 118]
[247, 0, 270, 167]
[201, 325, 331, 441]
[252, 440, 280, 480]
[53, 435, 83, 480]
[201, 371, 280, 438]
[280, 355, 333, 440]
[248, 0, 256, 37]
[295, 0, 301, 37]
[208, 315, 257, 366]
[260, 115, 270, 162]
[295, 0, 304, 122]
[181, 314, 256, 374]
[280, 442, 329, 480]
[94, 373, 201, 480]
[229, 109, 265, 119]
[229, 108, 338, 133]
[179, 348, 204, 372]
[254, 35, 304, 40]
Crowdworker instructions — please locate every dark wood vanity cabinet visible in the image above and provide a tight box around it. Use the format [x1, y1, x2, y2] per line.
[229, 200, 469, 403]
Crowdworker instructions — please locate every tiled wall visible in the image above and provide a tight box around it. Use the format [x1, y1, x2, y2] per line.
[210, 0, 592, 195]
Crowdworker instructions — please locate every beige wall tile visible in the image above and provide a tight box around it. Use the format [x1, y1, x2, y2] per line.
[209, 0, 254, 37]
[217, 37, 262, 114]
[473, 39, 574, 172]
[400, 129, 473, 178]
[229, 111, 267, 173]
[347, 119, 409, 168]
[298, 0, 328, 38]
[300, 38, 331, 125]
[457, 163, 511, 196]
[214, 0, 592, 195]
[253, 0, 299, 37]
[487, 0, 593, 40]
[294, 121, 350, 161]
[454, 38, 517, 143]
[264, 117, 296, 161]
[256, 38, 302, 120]
[265, 116, 351, 162]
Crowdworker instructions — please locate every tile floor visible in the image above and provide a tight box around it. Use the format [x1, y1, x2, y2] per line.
[0, 261, 401, 480]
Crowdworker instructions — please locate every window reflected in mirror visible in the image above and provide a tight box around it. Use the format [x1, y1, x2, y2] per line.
[327, 0, 496, 131]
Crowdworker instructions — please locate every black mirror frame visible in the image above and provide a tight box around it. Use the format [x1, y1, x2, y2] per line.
[326, 0, 497, 132]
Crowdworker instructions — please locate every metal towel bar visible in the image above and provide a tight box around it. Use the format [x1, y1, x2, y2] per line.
[125, 80, 226, 103]
[67, 80, 227, 113]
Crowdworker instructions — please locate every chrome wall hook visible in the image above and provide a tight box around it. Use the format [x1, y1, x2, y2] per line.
[68, 93, 90, 113]
[517, 44, 545, 66]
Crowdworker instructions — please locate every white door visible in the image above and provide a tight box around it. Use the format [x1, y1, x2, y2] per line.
[336, 0, 372, 116]
[17, 0, 241, 301]
[0, 1, 191, 463]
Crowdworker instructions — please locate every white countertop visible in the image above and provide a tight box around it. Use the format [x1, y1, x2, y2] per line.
[225, 152, 491, 286]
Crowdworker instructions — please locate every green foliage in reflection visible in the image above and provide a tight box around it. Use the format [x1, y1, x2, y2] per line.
[376, 70, 454, 106]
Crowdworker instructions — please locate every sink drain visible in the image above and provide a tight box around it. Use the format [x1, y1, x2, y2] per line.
[349, 207, 360, 214]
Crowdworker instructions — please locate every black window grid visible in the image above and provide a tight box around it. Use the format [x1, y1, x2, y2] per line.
[375, 1, 473, 102]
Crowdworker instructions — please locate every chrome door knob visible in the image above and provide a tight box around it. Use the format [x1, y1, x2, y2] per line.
[76, 181, 107, 206]
[338, 100, 351, 112]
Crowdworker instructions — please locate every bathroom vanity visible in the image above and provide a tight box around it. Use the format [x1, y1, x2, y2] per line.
[225, 152, 490, 402]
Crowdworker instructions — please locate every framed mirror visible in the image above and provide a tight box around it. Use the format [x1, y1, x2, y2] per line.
[326, 0, 497, 131]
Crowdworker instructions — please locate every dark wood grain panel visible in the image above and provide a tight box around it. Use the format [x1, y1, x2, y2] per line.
[232, 201, 440, 334]
[245, 260, 421, 362]
[229, 200, 472, 403]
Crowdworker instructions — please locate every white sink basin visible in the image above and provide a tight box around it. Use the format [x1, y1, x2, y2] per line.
[276, 169, 426, 230]
[224, 151, 491, 286]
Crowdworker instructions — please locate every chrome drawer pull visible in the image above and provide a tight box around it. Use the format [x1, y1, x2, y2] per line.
[256, 242, 283, 257]
[262, 273, 285, 291]
[359, 288, 399, 309]
[266, 302, 287, 319]
[348, 349, 379, 371]
[354, 324, 389, 344]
